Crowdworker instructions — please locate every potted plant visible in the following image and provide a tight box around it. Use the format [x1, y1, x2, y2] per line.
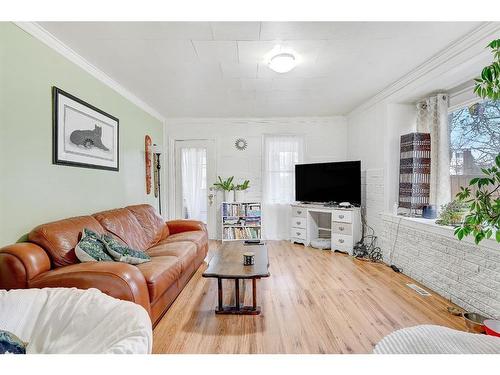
[436, 200, 469, 227]
[454, 154, 500, 244]
[234, 180, 250, 202]
[213, 176, 235, 202]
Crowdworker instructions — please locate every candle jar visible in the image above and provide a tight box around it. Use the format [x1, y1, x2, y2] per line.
[243, 252, 255, 266]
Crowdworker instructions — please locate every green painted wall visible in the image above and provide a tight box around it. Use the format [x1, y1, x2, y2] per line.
[0, 23, 163, 246]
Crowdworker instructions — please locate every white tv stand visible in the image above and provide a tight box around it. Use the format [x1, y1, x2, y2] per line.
[290, 203, 362, 254]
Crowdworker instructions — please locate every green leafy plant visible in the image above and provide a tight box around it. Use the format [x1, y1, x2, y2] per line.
[454, 153, 500, 244]
[213, 176, 234, 191]
[235, 180, 250, 191]
[474, 39, 500, 100]
[436, 200, 469, 226]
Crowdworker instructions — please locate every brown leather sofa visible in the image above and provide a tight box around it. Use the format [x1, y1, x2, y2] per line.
[0, 204, 208, 325]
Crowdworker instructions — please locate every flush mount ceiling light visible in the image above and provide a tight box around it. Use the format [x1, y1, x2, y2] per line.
[268, 53, 297, 73]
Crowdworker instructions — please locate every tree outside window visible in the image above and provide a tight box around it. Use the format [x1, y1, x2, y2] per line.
[448, 100, 500, 197]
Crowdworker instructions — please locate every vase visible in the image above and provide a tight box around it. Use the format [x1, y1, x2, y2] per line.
[234, 190, 246, 202]
[224, 190, 235, 202]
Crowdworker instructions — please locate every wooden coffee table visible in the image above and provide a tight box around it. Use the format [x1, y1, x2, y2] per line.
[202, 241, 270, 315]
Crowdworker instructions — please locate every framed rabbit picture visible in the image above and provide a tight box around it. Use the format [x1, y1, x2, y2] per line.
[52, 87, 119, 171]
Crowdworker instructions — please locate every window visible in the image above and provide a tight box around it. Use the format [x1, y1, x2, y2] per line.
[263, 135, 304, 204]
[448, 99, 500, 198]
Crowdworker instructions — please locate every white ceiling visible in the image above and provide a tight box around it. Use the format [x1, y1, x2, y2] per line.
[37, 22, 482, 118]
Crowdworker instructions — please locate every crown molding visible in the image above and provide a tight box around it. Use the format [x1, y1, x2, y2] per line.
[14, 22, 166, 122]
[348, 22, 500, 117]
[448, 81, 480, 112]
[164, 116, 346, 126]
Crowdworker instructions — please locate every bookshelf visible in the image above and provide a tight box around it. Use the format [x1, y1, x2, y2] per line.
[221, 202, 262, 241]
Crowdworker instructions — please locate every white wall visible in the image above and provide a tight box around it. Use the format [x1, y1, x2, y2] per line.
[346, 101, 424, 247]
[346, 103, 387, 238]
[384, 103, 417, 212]
[346, 103, 386, 171]
[165, 117, 348, 239]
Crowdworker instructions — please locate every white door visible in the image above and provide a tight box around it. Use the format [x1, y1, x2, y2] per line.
[174, 140, 216, 238]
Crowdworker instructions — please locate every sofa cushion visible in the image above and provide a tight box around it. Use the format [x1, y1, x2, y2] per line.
[146, 241, 197, 273]
[93, 208, 149, 251]
[126, 204, 169, 246]
[29, 216, 106, 268]
[161, 231, 207, 253]
[136, 256, 181, 303]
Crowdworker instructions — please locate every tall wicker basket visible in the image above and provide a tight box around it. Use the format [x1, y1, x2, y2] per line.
[398, 132, 431, 217]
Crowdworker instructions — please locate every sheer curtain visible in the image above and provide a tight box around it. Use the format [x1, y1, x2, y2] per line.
[263, 135, 304, 239]
[181, 147, 207, 223]
[416, 93, 451, 209]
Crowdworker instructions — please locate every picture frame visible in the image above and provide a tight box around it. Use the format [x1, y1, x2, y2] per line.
[52, 87, 119, 171]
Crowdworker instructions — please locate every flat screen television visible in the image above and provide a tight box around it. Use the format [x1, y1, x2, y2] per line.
[295, 161, 361, 205]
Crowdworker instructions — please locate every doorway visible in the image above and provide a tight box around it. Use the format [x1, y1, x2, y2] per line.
[174, 140, 216, 238]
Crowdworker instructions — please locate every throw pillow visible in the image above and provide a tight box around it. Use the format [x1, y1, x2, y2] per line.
[75, 228, 114, 262]
[0, 330, 27, 354]
[82, 228, 100, 238]
[101, 234, 151, 265]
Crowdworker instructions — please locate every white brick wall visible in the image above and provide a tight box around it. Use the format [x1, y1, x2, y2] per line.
[362, 169, 384, 237]
[381, 214, 500, 319]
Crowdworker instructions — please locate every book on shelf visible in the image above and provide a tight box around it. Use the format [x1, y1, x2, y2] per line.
[223, 226, 261, 240]
[222, 202, 261, 217]
[223, 218, 261, 226]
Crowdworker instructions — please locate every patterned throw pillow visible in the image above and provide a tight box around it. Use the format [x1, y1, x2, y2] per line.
[75, 228, 114, 262]
[0, 330, 27, 354]
[101, 234, 151, 265]
[83, 228, 100, 238]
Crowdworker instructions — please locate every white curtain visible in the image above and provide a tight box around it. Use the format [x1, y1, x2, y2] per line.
[263, 135, 304, 239]
[181, 147, 207, 223]
[263, 135, 304, 204]
[416, 93, 451, 209]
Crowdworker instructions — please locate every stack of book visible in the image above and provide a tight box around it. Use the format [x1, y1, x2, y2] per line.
[222, 218, 239, 225]
[246, 203, 261, 217]
[243, 217, 261, 227]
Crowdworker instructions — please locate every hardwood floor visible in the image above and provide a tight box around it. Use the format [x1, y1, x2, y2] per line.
[153, 240, 466, 354]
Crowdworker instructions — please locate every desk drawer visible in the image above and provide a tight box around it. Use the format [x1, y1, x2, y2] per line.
[332, 210, 352, 223]
[292, 217, 306, 229]
[291, 206, 307, 218]
[291, 228, 306, 240]
[331, 234, 353, 252]
[332, 222, 352, 235]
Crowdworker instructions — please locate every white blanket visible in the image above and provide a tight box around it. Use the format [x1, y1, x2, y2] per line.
[374, 324, 500, 354]
[0, 288, 152, 354]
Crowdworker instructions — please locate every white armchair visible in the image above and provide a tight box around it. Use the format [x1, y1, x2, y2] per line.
[0, 287, 152, 354]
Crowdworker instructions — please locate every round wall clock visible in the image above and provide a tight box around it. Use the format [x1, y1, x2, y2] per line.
[235, 138, 248, 151]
